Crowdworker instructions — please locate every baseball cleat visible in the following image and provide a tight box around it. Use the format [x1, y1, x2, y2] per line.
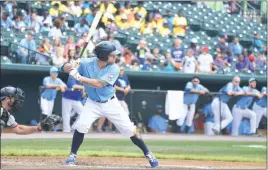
[212, 127, 220, 135]
[145, 152, 159, 168]
[65, 154, 76, 166]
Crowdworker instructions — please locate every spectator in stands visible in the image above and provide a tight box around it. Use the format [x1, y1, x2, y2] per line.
[1, 12, 12, 28]
[51, 38, 65, 66]
[116, 14, 129, 29]
[123, 1, 133, 17]
[67, 49, 77, 63]
[17, 31, 36, 64]
[152, 47, 165, 65]
[142, 58, 153, 71]
[49, 2, 60, 17]
[189, 38, 199, 58]
[228, 37, 243, 55]
[213, 53, 227, 72]
[69, 1, 82, 17]
[165, 10, 174, 31]
[182, 49, 198, 73]
[60, 16, 69, 32]
[85, 6, 97, 25]
[122, 46, 134, 65]
[161, 52, 177, 72]
[140, 21, 154, 35]
[108, 33, 123, 54]
[74, 19, 90, 37]
[100, 1, 117, 15]
[3, 0, 16, 18]
[148, 105, 168, 133]
[130, 59, 140, 71]
[173, 9, 187, 37]
[38, 11, 53, 28]
[63, 36, 75, 59]
[92, 22, 108, 43]
[77, 32, 95, 56]
[198, 46, 213, 73]
[130, 12, 143, 29]
[236, 54, 249, 72]
[35, 38, 52, 65]
[158, 21, 172, 37]
[134, 1, 147, 19]
[136, 39, 150, 65]
[255, 52, 266, 70]
[25, 11, 40, 33]
[252, 33, 264, 53]
[40, 20, 51, 33]
[48, 19, 63, 39]
[12, 15, 26, 31]
[225, 51, 236, 64]
[171, 38, 185, 63]
[154, 10, 165, 31]
[216, 34, 229, 53]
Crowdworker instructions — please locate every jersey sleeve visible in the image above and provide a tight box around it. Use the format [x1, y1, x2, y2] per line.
[43, 77, 49, 86]
[261, 87, 267, 94]
[253, 89, 260, 95]
[225, 83, 233, 93]
[56, 78, 65, 85]
[100, 65, 120, 85]
[185, 82, 193, 92]
[6, 115, 18, 128]
[198, 84, 206, 91]
[242, 86, 248, 92]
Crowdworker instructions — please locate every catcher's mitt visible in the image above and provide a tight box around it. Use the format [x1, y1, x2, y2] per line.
[40, 115, 61, 132]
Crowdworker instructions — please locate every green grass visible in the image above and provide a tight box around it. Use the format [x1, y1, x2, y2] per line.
[1, 139, 266, 163]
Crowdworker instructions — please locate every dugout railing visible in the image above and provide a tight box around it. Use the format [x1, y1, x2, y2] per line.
[38, 87, 267, 136]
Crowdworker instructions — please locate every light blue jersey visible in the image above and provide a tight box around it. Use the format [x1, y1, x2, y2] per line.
[78, 57, 120, 102]
[217, 82, 243, 103]
[256, 87, 267, 108]
[235, 86, 260, 109]
[184, 82, 206, 105]
[41, 76, 64, 100]
[202, 104, 214, 123]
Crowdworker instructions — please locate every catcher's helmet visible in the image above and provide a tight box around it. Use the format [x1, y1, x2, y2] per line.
[0, 86, 25, 111]
[93, 41, 121, 61]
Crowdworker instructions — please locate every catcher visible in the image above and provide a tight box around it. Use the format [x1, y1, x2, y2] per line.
[0, 86, 61, 134]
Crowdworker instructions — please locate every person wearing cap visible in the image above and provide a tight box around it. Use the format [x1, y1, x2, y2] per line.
[189, 38, 199, 58]
[216, 34, 229, 53]
[172, 10, 187, 37]
[148, 105, 168, 133]
[116, 14, 129, 29]
[130, 12, 143, 29]
[40, 67, 66, 120]
[252, 86, 267, 133]
[114, 67, 131, 115]
[211, 76, 244, 135]
[177, 76, 209, 133]
[231, 78, 263, 136]
[197, 46, 214, 73]
[17, 31, 36, 64]
[252, 33, 264, 53]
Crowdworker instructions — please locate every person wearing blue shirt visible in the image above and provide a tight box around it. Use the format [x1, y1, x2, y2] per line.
[1, 12, 13, 28]
[62, 76, 86, 132]
[211, 76, 245, 134]
[252, 33, 264, 52]
[228, 37, 243, 55]
[232, 78, 263, 136]
[177, 76, 209, 133]
[171, 38, 185, 63]
[148, 105, 168, 133]
[74, 19, 90, 37]
[40, 67, 66, 120]
[252, 87, 267, 133]
[17, 31, 36, 64]
[202, 103, 215, 136]
[63, 41, 159, 168]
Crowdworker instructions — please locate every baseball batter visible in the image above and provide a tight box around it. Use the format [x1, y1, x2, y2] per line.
[252, 87, 267, 132]
[231, 78, 262, 136]
[177, 76, 208, 133]
[41, 67, 66, 120]
[0, 86, 61, 134]
[211, 76, 244, 134]
[62, 76, 85, 132]
[63, 41, 159, 168]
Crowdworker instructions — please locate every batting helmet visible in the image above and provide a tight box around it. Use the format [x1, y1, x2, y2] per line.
[93, 41, 121, 61]
[0, 86, 25, 111]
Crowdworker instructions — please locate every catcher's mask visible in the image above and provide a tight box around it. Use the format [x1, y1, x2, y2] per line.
[0, 86, 25, 112]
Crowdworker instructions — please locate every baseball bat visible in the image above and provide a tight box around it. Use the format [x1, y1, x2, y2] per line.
[79, 11, 103, 58]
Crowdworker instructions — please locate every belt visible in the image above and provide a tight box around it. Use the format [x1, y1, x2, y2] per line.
[235, 105, 247, 109]
[95, 96, 115, 103]
[41, 97, 53, 101]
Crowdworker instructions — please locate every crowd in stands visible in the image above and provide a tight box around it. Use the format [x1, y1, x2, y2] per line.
[0, 1, 267, 74]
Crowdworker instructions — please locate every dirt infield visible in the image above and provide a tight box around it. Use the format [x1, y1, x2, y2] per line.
[1, 156, 266, 169]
